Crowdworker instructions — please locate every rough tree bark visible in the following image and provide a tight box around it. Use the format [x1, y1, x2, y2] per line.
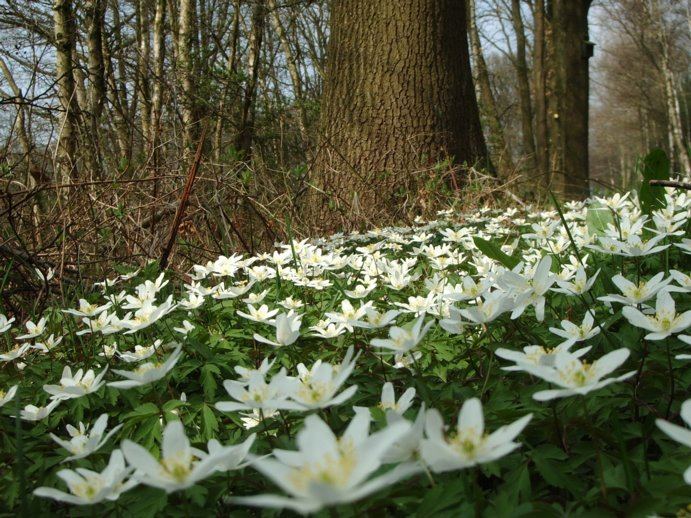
[550, 0, 593, 199]
[310, 0, 488, 230]
[468, 0, 515, 179]
[268, 0, 309, 152]
[179, 0, 197, 153]
[510, 0, 536, 172]
[85, 0, 106, 177]
[649, 0, 691, 174]
[533, 0, 550, 191]
[235, 0, 266, 160]
[53, 0, 79, 182]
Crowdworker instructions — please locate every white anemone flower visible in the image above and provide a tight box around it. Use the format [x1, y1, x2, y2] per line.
[50, 413, 123, 461]
[234, 412, 416, 514]
[370, 316, 433, 354]
[33, 449, 136, 505]
[622, 290, 691, 340]
[234, 357, 276, 384]
[350, 307, 400, 330]
[122, 420, 249, 493]
[107, 345, 182, 389]
[500, 256, 556, 322]
[520, 348, 635, 401]
[420, 398, 532, 472]
[63, 299, 112, 318]
[552, 266, 599, 296]
[288, 346, 360, 410]
[309, 321, 348, 339]
[598, 272, 671, 306]
[495, 343, 591, 371]
[379, 382, 416, 415]
[656, 399, 691, 484]
[20, 399, 61, 421]
[253, 312, 302, 347]
[0, 385, 18, 407]
[216, 369, 297, 412]
[382, 404, 427, 464]
[173, 320, 195, 335]
[548, 312, 601, 347]
[0, 313, 15, 333]
[0, 343, 30, 363]
[16, 317, 47, 340]
[458, 291, 512, 325]
[31, 333, 63, 353]
[44, 366, 108, 400]
[237, 304, 279, 324]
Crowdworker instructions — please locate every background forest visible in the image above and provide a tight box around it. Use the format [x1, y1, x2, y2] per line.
[0, 0, 689, 292]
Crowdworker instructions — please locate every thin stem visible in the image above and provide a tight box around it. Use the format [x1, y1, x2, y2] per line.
[665, 339, 675, 419]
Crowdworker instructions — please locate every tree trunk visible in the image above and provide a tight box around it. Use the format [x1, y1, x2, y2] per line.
[310, 0, 488, 230]
[268, 0, 309, 153]
[550, 0, 592, 199]
[85, 0, 106, 178]
[235, 0, 266, 161]
[137, 0, 152, 159]
[53, 0, 79, 182]
[179, 0, 197, 153]
[213, 0, 241, 172]
[510, 0, 536, 172]
[651, 0, 691, 174]
[533, 0, 550, 191]
[467, 0, 515, 179]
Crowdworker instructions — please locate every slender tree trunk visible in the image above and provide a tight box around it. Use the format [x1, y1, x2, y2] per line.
[235, 0, 266, 161]
[105, 1, 132, 161]
[53, 0, 79, 182]
[651, 0, 691, 174]
[310, 0, 488, 230]
[85, 0, 106, 178]
[510, 0, 536, 171]
[533, 0, 550, 191]
[268, 0, 309, 153]
[550, 0, 592, 199]
[213, 0, 241, 171]
[137, 0, 152, 159]
[179, 0, 198, 153]
[467, 0, 515, 179]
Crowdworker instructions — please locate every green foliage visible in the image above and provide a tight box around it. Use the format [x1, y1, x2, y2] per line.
[638, 148, 670, 215]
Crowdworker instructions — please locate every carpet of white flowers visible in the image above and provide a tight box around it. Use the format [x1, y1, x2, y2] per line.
[1, 189, 690, 516]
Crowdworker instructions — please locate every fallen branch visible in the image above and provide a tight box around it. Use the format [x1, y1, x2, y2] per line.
[649, 179, 691, 190]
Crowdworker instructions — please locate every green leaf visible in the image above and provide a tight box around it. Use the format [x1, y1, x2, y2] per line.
[201, 404, 218, 440]
[200, 364, 219, 400]
[473, 237, 520, 269]
[638, 148, 670, 215]
[124, 403, 160, 420]
[586, 205, 614, 236]
[416, 483, 465, 517]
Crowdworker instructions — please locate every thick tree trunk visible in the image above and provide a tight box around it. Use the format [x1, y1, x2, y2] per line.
[510, 0, 536, 172]
[53, 0, 79, 182]
[550, 0, 592, 199]
[468, 0, 515, 179]
[310, 0, 488, 230]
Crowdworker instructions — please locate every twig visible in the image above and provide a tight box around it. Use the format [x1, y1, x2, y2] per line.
[159, 124, 208, 270]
